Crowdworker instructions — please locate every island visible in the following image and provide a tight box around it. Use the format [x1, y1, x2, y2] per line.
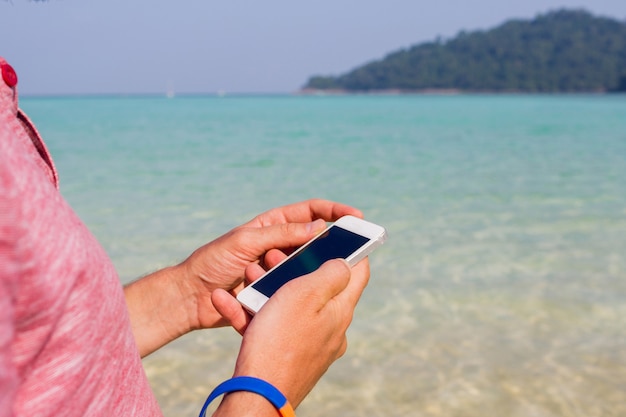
[303, 9, 626, 93]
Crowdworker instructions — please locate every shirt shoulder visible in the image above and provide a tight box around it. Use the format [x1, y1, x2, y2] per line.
[0, 57, 162, 417]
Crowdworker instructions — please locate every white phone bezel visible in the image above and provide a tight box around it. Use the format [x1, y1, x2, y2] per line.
[236, 215, 387, 314]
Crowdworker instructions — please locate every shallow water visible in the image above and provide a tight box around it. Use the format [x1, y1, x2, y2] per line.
[22, 94, 626, 416]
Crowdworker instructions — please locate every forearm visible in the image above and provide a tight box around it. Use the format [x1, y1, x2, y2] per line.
[124, 264, 196, 357]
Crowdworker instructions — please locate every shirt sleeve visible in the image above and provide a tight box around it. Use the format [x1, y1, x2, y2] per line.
[0, 124, 19, 417]
[0, 271, 18, 417]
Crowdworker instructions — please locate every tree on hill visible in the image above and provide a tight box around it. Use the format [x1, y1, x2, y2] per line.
[614, 75, 626, 92]
[304, 9, 626, 93]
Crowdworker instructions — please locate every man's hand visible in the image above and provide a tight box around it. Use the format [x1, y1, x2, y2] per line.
[212, 258, 370, 416]
[124, 199, 362, 357]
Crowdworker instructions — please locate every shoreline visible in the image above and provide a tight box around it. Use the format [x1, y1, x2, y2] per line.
[297, 87, 622, 96]
[20, 90, 626, 100]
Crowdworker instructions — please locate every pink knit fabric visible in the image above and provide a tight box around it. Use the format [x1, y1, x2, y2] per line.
[0, 57, 162, 417]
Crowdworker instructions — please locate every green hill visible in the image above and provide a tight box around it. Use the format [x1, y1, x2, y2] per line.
[304, 9, 626, 93]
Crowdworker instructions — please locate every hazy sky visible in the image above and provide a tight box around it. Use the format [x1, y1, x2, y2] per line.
[1, 0, 625, 95]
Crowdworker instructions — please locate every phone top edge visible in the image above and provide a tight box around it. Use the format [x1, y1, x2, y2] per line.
[334, 216, 387, 240]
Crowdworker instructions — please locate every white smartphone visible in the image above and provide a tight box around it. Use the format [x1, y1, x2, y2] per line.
[236, 215, 387, 314]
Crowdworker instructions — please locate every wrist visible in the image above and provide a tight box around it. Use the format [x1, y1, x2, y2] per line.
[169, 261, 202, 332]
[203, 377, 293, 417]
[124, 264, 197, 356]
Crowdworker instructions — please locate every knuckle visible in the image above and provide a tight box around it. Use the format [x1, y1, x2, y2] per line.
[230, 227, 249, 244]
[282, 222, 300, 237]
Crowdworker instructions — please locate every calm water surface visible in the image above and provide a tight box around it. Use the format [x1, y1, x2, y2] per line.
[22, 94, 626, 417]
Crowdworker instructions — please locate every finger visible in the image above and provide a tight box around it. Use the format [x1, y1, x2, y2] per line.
[243, 219, 327, 256]
[287, 259, 352, 310]
[212, 289, 251, 335]
[244, 262, 267, 284]
[310, 199, 364, 222]
[334, 258, 371, 310]
[248, 199, 363, 228]
[301, 199, 364, 223]
[247, 248, 290, 284]
[243, 249, 288, 285]
[263, 248, 288, 270]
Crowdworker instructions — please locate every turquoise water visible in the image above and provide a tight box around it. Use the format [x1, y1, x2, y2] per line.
[22, 95, 626, 416]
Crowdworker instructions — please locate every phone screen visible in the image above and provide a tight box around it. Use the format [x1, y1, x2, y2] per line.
[251, 226, 370, 298]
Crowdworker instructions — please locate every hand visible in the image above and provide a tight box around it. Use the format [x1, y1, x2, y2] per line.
[124, 199, 362, 357]
[213, 257, 370, 415]
[180, 199, 363, 330]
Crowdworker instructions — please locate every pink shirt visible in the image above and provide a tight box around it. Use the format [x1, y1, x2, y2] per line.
[0, 57, 162, 416]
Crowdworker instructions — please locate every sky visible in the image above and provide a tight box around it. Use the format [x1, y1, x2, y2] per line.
[1, 0, 625, 95]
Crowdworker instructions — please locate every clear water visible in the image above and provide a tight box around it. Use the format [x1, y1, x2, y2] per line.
[21, 94, 626, 417]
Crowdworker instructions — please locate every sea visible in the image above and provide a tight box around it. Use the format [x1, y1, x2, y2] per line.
[21, 94, 626, 417]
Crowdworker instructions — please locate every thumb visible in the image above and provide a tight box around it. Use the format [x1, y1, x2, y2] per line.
[286, 258, 352, 310]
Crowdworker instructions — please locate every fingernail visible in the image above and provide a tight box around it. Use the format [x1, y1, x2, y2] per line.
[307, 219, 327, 234]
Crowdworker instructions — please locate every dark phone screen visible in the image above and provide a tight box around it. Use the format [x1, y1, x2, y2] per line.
[252, 226, 370, 298]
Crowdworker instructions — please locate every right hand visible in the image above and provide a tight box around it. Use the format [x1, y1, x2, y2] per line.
[212, 257, 370, 415]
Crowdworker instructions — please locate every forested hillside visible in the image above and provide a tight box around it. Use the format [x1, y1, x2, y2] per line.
[304, 10, 626, 93]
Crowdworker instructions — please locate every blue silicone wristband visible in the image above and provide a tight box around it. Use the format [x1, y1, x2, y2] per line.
[199, 376, 295, 417]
